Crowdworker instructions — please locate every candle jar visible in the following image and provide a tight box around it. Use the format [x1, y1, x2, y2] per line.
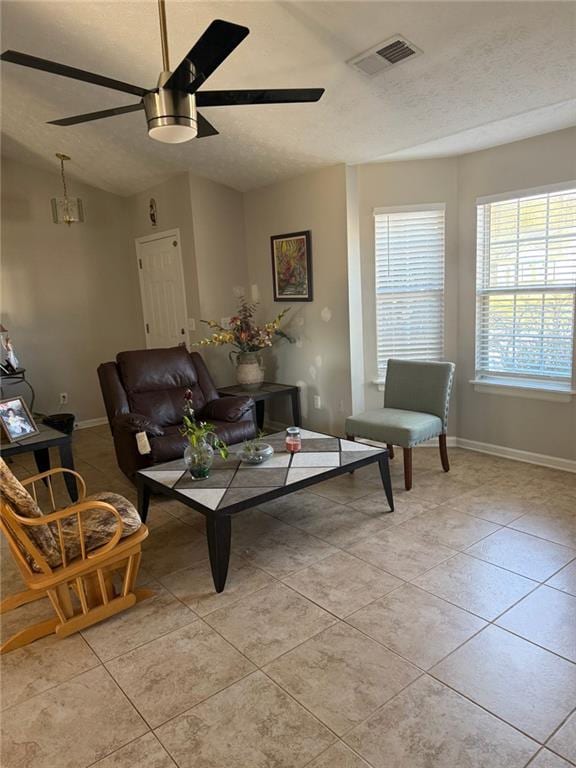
[285, 426, 302, 453]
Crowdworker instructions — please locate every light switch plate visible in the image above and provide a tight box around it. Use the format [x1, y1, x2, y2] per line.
[187, 318, 196, 332]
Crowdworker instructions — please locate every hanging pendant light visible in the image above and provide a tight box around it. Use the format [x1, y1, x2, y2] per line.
[50, 153, 84, 225]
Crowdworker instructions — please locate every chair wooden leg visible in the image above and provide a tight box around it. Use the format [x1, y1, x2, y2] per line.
[386, 444, 394, 460]
[1, 617, 60, 654]
[439, 434, 450, 472]
[403, 448, 413, 491]
[0, 588, 47, 614]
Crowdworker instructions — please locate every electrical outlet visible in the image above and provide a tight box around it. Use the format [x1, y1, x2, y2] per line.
[313, 395, 322, 410]
[59, 392, 68, 405]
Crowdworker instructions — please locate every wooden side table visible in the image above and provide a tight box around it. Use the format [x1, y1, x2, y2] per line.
[216, 382, 301, 431]
[1, 425, 78, 501]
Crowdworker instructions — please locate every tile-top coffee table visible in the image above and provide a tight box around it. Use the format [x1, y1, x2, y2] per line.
[136, 429, 393, 593]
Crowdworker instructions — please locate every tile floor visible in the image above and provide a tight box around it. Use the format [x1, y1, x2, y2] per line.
[1, 425, 575, 768]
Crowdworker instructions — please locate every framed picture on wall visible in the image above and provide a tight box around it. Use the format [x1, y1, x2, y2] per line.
[0, 396, 39, 442]
[270, 230, 313, 302]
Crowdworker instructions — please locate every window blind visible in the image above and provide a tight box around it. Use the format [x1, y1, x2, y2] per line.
[476, 187, 576, 385]
[374, 205, 445, 377]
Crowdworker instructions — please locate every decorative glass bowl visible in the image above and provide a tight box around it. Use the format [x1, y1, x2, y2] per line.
[237, 443, 274, 465]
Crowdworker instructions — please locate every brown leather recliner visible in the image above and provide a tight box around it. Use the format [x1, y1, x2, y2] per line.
[97, 347, 256, 481]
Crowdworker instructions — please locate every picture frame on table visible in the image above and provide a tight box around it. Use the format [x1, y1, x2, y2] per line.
[270, 230, 313, 302]
[0, 396, 39, 442]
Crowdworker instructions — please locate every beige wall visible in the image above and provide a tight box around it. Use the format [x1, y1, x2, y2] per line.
[356, 158, 460, 430]
[244, 165, 352, 434]
[0, 156, 143, 421]
[188, 174, 249, 385]
[354, 127, 576, 461]
[4, 127, 574, 460]
[125, 172, 249, 386]
[456, 128, 576, 460]
[126, 173, 201, 344]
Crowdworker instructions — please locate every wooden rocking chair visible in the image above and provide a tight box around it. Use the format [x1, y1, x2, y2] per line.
[0, 463, 153, 654]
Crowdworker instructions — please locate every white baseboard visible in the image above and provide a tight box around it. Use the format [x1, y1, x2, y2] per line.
[456, 437, 576, 474]
[75, 417, 108, 430]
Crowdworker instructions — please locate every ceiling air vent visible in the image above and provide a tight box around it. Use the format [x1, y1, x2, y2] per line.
[348, 36, 421, 77]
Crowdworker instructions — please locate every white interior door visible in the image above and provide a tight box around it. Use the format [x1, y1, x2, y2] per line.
[135, 229, 189, 349]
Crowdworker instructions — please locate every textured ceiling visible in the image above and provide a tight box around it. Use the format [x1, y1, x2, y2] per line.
[1, 1, 575, 195]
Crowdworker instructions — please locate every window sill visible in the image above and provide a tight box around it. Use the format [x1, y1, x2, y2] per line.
[470, 377, 575, 402]
[373, 379, 387, 392]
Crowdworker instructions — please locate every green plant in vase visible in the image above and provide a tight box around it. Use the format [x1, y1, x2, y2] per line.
[180, 390, 228, 479]
[239, 430, 274, 464]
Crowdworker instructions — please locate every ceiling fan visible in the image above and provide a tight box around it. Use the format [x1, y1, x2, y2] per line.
[0, 0, 325, 144]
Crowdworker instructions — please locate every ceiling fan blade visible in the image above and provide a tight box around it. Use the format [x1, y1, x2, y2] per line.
[1, 50, 149, 97]
[196, 88, 325, 107]
[48, 102, 144, 126]
[196, 112, 219, 138]
[164, 20, 249, 93]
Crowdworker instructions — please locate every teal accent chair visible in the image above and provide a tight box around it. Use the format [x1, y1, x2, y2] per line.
[345, 359, 455, 491]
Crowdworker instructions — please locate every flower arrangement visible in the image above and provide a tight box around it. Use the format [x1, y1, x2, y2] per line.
[180, 389, 229, 460]
[196, 299, 293, 361]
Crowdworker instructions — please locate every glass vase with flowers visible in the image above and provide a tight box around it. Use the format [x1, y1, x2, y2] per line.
[180, 390, 229, 480]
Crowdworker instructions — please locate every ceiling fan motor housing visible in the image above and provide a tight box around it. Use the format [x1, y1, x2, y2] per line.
[144, 71, 198, 142]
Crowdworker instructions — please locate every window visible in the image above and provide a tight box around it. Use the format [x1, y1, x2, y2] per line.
[475, 185, 576, 390]
[374, 204, 445, 379]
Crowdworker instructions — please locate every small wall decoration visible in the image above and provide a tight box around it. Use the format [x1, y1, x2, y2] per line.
[149, 198, 158, 226]
[0, 396, 39, 442]
[270, 230, 313, 302]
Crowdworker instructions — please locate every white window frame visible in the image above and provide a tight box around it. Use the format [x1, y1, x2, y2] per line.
[472, 182, 576, 401]
[373, 203, 446, 388]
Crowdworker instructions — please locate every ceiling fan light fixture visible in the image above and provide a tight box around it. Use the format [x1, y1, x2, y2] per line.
[148, 121, 197, 143]
[144, 85, 197, 143]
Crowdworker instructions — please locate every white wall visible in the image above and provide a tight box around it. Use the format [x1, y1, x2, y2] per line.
[0, 156, 144, 421]
[244, 165, 352, 434]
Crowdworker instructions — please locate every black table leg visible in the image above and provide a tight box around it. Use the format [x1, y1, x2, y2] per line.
[378, 454, 394, 512]
[206, 515, 231, 593]
[255, 401, 265, 431]
[34, 447, 52, 490]
[137, 478, 152, 523]
[33, 446, 50, 475]
[58, 440, 78, 502]
[290, 389, 301, 427]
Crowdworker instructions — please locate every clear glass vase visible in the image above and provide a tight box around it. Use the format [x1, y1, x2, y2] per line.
[184, 437, 214, 480]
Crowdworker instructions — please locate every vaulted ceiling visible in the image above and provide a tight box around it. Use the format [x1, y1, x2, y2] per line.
[1, 1, 575, 195]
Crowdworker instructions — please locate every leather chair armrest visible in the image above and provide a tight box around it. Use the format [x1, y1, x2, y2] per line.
[112, 413, 165, 437]
[199, 396, 254, 423]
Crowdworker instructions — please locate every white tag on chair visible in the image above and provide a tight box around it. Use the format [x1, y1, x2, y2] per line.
[136, 431, 151, 455]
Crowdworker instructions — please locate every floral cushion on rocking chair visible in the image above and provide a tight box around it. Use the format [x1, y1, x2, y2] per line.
[0, 459, 141, 570]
